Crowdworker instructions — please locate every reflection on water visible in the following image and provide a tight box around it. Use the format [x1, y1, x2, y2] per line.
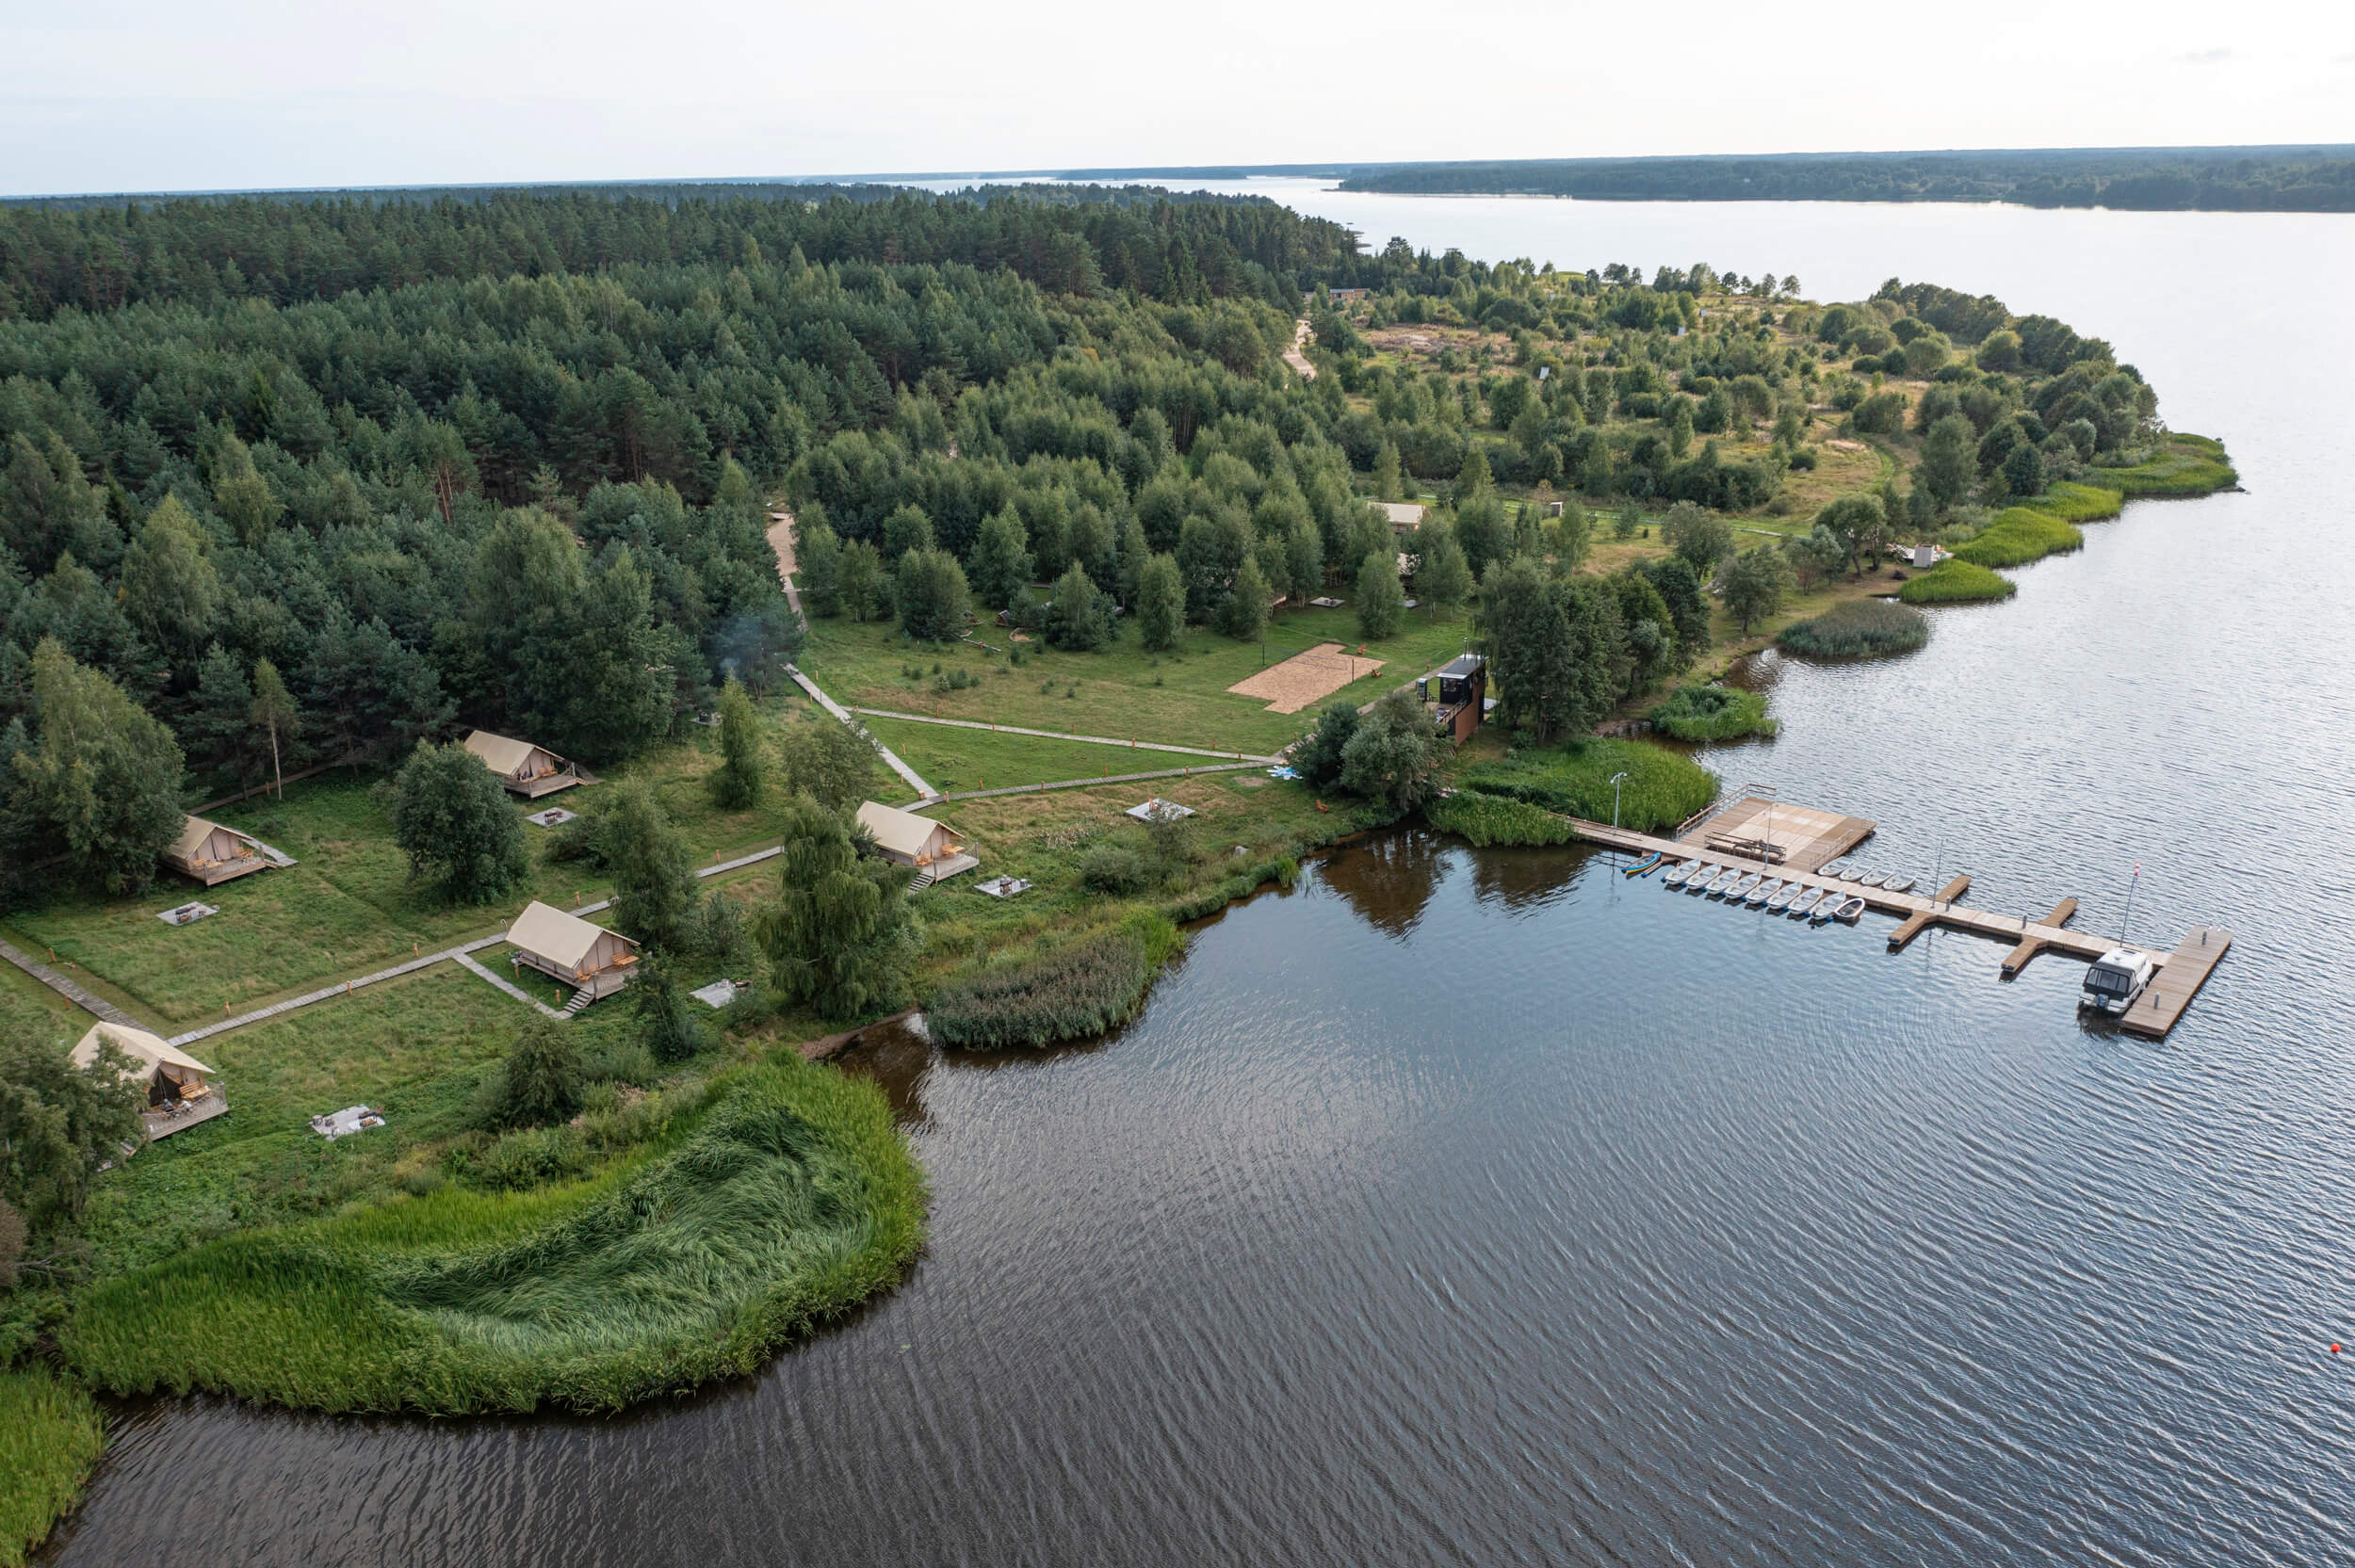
[46, 198, 2355, 1567]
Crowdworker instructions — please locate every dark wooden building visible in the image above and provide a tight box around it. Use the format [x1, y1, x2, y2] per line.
[1425, 654, 1489, 744]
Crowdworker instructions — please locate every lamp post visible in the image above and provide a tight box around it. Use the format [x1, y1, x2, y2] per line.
[1610, 770, 1628, 872]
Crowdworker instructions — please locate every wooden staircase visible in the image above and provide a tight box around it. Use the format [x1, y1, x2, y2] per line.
[560, 988, 595, 1016]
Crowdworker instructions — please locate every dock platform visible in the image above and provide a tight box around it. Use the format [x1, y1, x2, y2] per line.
[2120, 926, 2233, 1039]
[1570, 808, 2228, 1032]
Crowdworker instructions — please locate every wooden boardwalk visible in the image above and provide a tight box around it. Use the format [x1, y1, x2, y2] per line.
[1574, 816, 2185, 971]
[2121, 926, 2234, 1039]
[1889, 876, 1972, 951]
[1680, 796, 1876, 873]
[2001, 898, 2080, 977]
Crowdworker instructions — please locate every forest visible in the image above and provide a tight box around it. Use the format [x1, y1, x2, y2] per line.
[1335, 145, 2355, 211]
[0, 178, 2178, 898]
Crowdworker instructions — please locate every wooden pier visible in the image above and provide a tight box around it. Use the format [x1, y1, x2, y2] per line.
[1568, 807, 2230, 1032]
[2120, 926, 2233, 1039]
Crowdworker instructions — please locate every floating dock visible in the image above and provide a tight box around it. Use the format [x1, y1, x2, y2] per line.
[1571, 804, 2230, 1034]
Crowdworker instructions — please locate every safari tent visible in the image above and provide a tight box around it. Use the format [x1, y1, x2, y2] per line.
[162, 816, 270, 885]
[856, 800, 978, 886]
[72, 1021, 226, 1140]
[508, 899, 640, 1003]
[463, 730, 581, 798]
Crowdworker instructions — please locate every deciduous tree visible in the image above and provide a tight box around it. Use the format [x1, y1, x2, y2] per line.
[391, 737, 528, 902]
[11, 639, 185, 895]
[753, 794, 916, 1021]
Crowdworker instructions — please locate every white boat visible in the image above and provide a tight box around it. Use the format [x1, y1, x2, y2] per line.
[1686, 863, 1719, 893]
[1789, 888, 1825, 918]
[1854, 871, 1886, 889]
[2079, 947, 2155, 1015]
[1667, 860, 1702, 888]
[1809, 891, 1841, 924]
[1881, 875, 1915, 894]
[1704, 867, 1741, 896]
[1820, 860, 1851, 881]
[1831, 896, 1867, 924]
[1720, 872, 1758, 900]
[1746, 879, 1779, 908]
[1764, 881, 1798, 913]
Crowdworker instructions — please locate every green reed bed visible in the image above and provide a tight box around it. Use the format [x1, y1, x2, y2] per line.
[927, 912, 1184, 1049]
[1899, 560, 2017, 604]
[1457, 738, 1717, 834]
[2097, 433, 2238, 497]
[1647, 684, 1778, 741]
[2028, 480, 2126, 523]
[1953, 506, 2085, 568]
[0, 1366, 106, 1568]
[1777, 598, 1930, 657]
[1424, 791, 1577, 848]
[61, 1053, 924, 1414]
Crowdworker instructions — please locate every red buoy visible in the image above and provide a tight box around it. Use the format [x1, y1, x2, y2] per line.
[2331, 1344, 2342, 1354]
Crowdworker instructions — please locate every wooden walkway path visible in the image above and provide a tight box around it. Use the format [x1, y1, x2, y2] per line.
[787, 667, 939, 803]
[1572, 817, 2177, 969]
[2001, 898, 2080, 977]
[2121, 926, 2234, 1039]
[938, 763, 1262, 802]
[453, 951, 570, 1019]
[0, 934, 152, 1031]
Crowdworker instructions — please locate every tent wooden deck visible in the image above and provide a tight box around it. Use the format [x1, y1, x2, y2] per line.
[508, 900, 640, 1005]
[73, 1021, 227, 1141]
[463, 730, 584, 798]
[162, 816, 271, 885]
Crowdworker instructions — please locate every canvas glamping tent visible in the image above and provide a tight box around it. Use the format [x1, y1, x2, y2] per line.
[162, 816, 270, 885]
[508, 899, 640, 1004]
[463, 730, 582, 798]
[855, 800, 979, 887]
[72, 1021, 227, 1140]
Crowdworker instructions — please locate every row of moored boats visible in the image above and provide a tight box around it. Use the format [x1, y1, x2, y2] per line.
[1654, 858, 1870, 923]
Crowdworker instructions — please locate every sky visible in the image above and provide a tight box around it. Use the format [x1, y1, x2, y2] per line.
[3, 0, 2351, 197]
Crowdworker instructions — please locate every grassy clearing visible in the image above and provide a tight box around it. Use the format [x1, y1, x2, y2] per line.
[0, 1365, 106, 1568]
[798, 605, 1468, 754]
[63, 1051, 923, 1414]
[1425, 791, 1577, 848]
[1, 725, 786, 1029]
[1457, 738, 1716, 833]
[1953, 505, 2084, 568]
[926, 912, 1183, 1049]
[1777, 598, 1929, 658]
[1648, 685, 1778, 741]
[857, 717, 1253, 798]
[1899, 560, 2017, 604]
[0, 961, 79, 1043]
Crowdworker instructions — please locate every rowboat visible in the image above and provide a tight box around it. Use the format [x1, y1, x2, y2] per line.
[1764, 881, 1799, 913]
[1663, 860, 1696, 887]
[1682, 863, 1715, 892]
[1855, 871, 1887, 889]
[1787, 887, 1823, 917]
[1746, 879, 1779, 908]
[1820, 860, 1851, 881]
[1808, 890, 1840, 924]
[1831, 896, 1867, 924]
[1718, 871, 1756, 899]
[1704, 867, 1740, 896]
[1881, 875, 1914, 894]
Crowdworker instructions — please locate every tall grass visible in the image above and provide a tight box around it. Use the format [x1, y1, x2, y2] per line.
[1952, 506, 2084, 568]
[1424, 791, 1576, 847]
[1648, 685, 1778, 741]
[61, 1053, 925, 1414]
[1777, 598, 1929, 657]
[2029, 480, 2125, 523]
[0, 1365, 106, 1568]
[2097, 433, 2238, 497]
[926, 912, 1184, 1049]
[1458, 738, 1717, 833]
[1898, 560, 2016, 604]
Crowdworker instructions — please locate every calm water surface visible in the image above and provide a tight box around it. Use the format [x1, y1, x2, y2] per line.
[45, 198, 2355, 1566]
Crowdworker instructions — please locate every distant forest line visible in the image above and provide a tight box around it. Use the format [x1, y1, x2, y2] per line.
[1331, 147, 2355, 212]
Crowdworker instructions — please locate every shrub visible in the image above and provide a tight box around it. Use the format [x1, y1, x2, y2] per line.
[1776, 599, 1929, 657]
[1457, 738, 1716, 832]
[61, 1054, 925, 1414]
[1424, 791, 1576, 847]
[492, 1018, 583, 1128]
[1648, 684, 1778, 740]
[472, 1124, 590, 1191]
[1952, 506, 2083, 568]
[927, 915, 1184, 1049]
[1076, 839, 1156, 895]
[1898, 560, 2016, 604]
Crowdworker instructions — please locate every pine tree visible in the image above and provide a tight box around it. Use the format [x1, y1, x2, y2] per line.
[711, 675, 764, 809]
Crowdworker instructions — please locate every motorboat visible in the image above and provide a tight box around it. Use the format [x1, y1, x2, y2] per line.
[2080, 947, 2155, 1015]
[1831, 897, 1867, 924]
[1764, 881, 1799, 913]
[1746, 879, 1779, 908]
[1881, 875, 1915, 894]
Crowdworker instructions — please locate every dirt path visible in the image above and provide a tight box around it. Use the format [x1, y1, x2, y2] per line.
[1283, 317, 1316, 380]
[766, 509, 803, 618]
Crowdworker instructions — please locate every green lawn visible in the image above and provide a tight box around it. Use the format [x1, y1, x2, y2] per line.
[2, 727, 789, 1031]
[859, 716, 1258, 796]
[0, 959, 81, 1043]
[798, 604, 1472, 755]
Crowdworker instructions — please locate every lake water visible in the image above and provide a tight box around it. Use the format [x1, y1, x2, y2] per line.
[43, 194, 2355, 1566]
